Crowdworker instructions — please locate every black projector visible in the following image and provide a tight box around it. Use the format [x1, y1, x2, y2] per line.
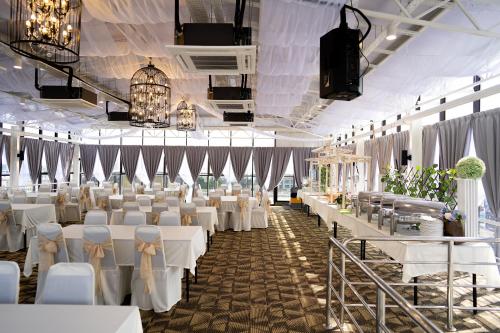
[223, 111, 254, 123]
[208, 87, 252, 100]
[107, 112, 129, 122]
[178, 23, 252, 46]
[320, 27, 362, 100]
[39, 86, 97, 104]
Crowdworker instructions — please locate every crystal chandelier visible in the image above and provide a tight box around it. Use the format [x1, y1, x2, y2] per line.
[176, 100, 197, 131]
[129, 60, 171, 128]
[10, 0, 82, 64]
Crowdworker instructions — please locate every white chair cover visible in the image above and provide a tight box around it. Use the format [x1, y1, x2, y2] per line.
[102, 181, 112, 189]
[0, 200, 23, 252]
[154, 191, 166, 202]
[251, 207, 268, 229]
[35, 223, 69, 303]
[152, 183, 163, 192]
[123, 202, 140, 212]
[232, 184, 242, 196]
[191, 197, 206, 207]
[83, 226, 127, 305]
[84, 210, 108, 225]
[137, 196, 151, 207]
[230, 195, 252, 232]
[158, 211, 181, 226]
[151, 204, 168, 225]
[11, 194, 27, 204]
[39, 184, 51, 193]
[131, 226, 182, 313]
[57, 192, 81, 223]
[39, 263, 95, 305]
[0, 189, 8, 200]
[165, 197, 180, 208]
[208, 194, 227, 231]
[124, 211, 146, 226]
[0, 261, 20, 304]
[36, 194, 52, 204]
[179, 203, 198, 226]
[241, 189, 252, 196]
[123, 193, 136, 203]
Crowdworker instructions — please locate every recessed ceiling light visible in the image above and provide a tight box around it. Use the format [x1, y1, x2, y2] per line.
[13, 57, 23, 69]
[386, 25, 397, 41]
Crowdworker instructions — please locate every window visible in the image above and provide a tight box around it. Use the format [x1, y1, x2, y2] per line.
[277, 154, 294, 201]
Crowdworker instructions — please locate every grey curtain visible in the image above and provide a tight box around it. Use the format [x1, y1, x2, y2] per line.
[186, 146, 207, 184]
[422, 125, 438, 168]
[292, 147, 312, 188]
[60, 143, 74, 181]
[472, 110, 500, 219]
[0, 136, 4, 173]
[98, 145, 119, 181]
[364, 140, 377, 191]
[3, 136, 9, 171]
[392, 131, 409, 171]
[141, 146, 164, 184]
[121, 145, 141, 183]
[253, 147, 274, 190]
[208, 147, 229, 180]
[438, 116, 472, 170]
[80, 144, 98, 181]
[164, 146, 185, 183]
[24, 138, 45, 184]
[44, 141, 61, 182]
[267, 147, 292, 190]
[376, 135, 393, 176]
[230, 147, 252, 183]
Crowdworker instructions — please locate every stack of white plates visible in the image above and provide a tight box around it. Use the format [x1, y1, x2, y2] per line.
[419, 215, 443, 237]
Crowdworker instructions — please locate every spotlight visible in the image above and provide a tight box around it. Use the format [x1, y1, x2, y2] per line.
[386, 25, 397, 41]
[13, 57, 22, 69]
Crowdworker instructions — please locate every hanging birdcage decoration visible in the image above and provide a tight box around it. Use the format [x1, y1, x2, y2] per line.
[176, 100, 197, 131]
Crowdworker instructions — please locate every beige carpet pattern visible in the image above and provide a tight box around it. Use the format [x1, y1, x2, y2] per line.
[1, 207, 499, 332]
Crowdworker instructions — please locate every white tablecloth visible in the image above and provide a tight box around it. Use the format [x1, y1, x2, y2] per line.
[24, 225, 206, 276]
[0, 304, 142, 333]
[109, 194, 155, 207]
[169, 206, 219, 238]
[219, 196, 258, 212]
[301, 193, 500, 285]
[20, 192, 58, 204]
[11, 204, 57, 235]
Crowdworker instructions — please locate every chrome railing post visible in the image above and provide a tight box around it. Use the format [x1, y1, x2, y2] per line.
[446, 240, 456, 332]
[340, 250, 346, 326]
[376, 288, 386, 333]
[326, 239, 335, 330]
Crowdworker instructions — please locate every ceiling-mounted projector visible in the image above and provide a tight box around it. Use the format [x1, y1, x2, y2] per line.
[320, 5, 371, 101]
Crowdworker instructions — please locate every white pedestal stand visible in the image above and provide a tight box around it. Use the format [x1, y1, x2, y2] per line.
[457, 178, 479, 237]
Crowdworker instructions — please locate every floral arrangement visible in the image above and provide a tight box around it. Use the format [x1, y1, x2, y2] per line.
[455, 156, 486, 179]
[440, 207, 465, 223]
[335, 194, 351, 206]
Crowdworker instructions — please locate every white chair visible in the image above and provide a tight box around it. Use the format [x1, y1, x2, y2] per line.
[152, 183, 163, 192]
[84, 210, 108, 225]
[0, 261, 20, 304]
[251, 206, 268, 229]
[0, 200, 23, 252]
[158, 211, 181, 226]
[179, 203, 198, 226]
[102, 181, 112, 189]
[230, 195, 252, 232]
[86, 181, 96, 186]
[165, 197, 179, 208]
[36, 193, 52, 204]
[131, 226, 182, 312]
[151, 203, 168, 225]
[137, 196, 151, 207]
[0, 190, 8, 200]
[191, 197, 206, 207]
[123, 201, 140, 212]
[208, 194, 228, 231]
[232, 184, 242, 196]
[154, 191, 166, 202]
[123, 192, 136, 202]
[241, 189, 252, 196]
[35, 224, 69, 303]
[124, 211, 146, 226]
[39, 263, 95, 305]
[39, 184, 51, 193]
[56, 192, 81, 223]
[83, 226, 127, 305]
[11, 193, 27, 204]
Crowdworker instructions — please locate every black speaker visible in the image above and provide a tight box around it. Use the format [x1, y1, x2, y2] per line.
[17, 150, 24, 161]
[320, 27, 362, 101]
[401, 150, 412, 166]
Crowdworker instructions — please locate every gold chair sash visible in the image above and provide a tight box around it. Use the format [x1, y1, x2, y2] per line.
[0, 208, 11, 235]
[38, 233, 64, 272]
[181, 213, 193, 226]
[151, 212, 160, 225]
[136, 237, 162, 294]
[255, 191, 262, 205]
[79, 187, 92, 209]
[136, 186, 145, 195]
[208, 198, 221, 209]
[56, 193, 67, 221]
[265, 199, 271, 215]
[112, 187, 118, 195]
[83, 238, 113, 292]
[238, 199, 248, 221]
[97, 198, 108, 211]
[178, 190, 186, 202]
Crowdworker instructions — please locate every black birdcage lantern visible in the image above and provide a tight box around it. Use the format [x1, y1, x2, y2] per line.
[10, 0, 82, 64]
[129, 60, 171, 128]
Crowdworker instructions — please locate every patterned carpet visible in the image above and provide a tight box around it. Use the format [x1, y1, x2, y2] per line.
[1, 207, 499, 332]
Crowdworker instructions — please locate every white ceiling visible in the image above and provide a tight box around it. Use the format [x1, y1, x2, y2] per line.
[0, 0, 499, 137]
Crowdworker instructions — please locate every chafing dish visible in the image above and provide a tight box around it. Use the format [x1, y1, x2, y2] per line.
[390, 199, 445, 235]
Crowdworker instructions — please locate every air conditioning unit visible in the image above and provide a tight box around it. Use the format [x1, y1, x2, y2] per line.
[34, 86, 98, 108]
[107, 111, 129, 122]
[207, 86, 255, 113]
[223, 111, 254, 125]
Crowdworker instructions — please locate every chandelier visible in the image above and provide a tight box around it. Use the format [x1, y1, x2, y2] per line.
[10, 0, 82, 64]
[176, 100, 197, 131]
[129, 60, 171, 128]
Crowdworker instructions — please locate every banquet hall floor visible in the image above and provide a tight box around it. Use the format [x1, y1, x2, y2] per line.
[1, 207, 500, 332]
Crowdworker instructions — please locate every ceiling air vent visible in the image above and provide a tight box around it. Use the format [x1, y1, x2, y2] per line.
[165, 45, 256, 75]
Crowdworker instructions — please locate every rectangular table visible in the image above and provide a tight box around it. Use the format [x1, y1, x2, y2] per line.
[24, 225, 206, 277]
[22, 192, 58, 204]
[0, 304, 143, 333]
[300, 193, 500, 285]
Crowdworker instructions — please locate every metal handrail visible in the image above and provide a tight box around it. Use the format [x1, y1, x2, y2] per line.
[326, 236, 443, 333]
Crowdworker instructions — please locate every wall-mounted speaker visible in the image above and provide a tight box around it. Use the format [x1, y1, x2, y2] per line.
[401, 150, 412, 166]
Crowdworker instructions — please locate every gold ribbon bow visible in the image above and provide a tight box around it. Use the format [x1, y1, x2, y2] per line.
[265, 199, 271, 215]
[137, 187, 145, 195]
[233, 189, 241, 196]
[0, 209, 11, 235]
[56, 193, 67, 221]
[112, 187, 118, 195]
[97, 198, 108, 211]
[238, 199, 248, 221]
[178, 190, 185, 202]
[256, 191, 262, 205]
[38, 233, 64, 272]
[181, 213, 192, 226]
[136, 237, 162, 294]
[83, 238, 113, 292]
[209, 198, 221, 209]
[152, 212, 160, 225]
[79, 187, 92, 209]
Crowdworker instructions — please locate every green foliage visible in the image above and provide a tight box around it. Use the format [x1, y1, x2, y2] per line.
[381, 165, 457, 209]
[455, 156, 486, 179]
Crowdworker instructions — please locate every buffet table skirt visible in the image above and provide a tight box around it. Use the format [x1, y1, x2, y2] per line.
[0, 304, 143, 333]
[24, 225, 205, 277]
